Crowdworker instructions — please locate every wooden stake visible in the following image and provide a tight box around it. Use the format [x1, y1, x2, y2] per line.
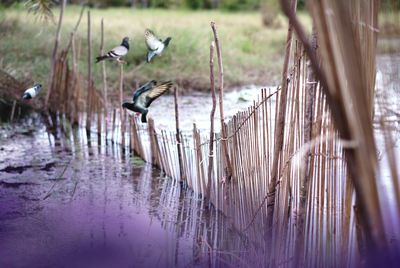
[266, 0, 298, 250]
[86, 10, 92, 133]
[295, 27, 317, 267]
[206, 41, 217, 200]
[174, 86, 185, 182]
[45, 0, 66, 108]
[100, 19, 108, 122]
[119, 64, 125, 147]
[210, 21, 232, 180]
[9, 100, 17, 122]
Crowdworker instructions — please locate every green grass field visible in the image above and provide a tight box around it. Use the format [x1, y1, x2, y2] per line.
[0, 6, 311, 92]
[0, 6, 398, 94]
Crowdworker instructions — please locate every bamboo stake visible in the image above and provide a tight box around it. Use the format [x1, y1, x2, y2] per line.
[9, 100, 17, 122]
[174, 86, 185, 182]
[119, 64, 125, 147]
[45, 0, 66, 108]
[112, 109, 116, 143]
[210, 21, 232, 180]
[96, 95, 101, 138]
[281, 0, 387, 261]
[266, 0, 298, 254]
[100, 19, 108, 131]
[295, 27, 317, 267]
[207, 41, 217, 201]
[86, 10, 92, 133]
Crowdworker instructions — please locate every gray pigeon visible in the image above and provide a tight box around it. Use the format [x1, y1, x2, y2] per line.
[96, 37, 129, 63]
[145, 29, 171, 63]
[22, 84, 42, 99]
[122, 80, 173, 123]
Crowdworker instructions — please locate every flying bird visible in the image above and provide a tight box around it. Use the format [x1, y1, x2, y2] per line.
[96, 37, 130, 64]
[144, 29, 171, 63]
[122, 80, 173, 123]
[22, 84, 42, 100]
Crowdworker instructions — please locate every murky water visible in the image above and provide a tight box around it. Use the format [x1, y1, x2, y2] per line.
[137, 85, 269, 132]
[375, 54, 400, 239]
[1, 54, 399, 268]
[0, 115, 254, 268]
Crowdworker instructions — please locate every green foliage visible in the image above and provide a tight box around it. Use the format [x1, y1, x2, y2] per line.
[297, 0, 305, 9]
[24, 0, 54, 22]
[94, 0, 128, 7]
[381, 0, 400, 10]
[185, 0, 204, 9]
[220, 0, 260, 11]
[151, 0, 170, 8]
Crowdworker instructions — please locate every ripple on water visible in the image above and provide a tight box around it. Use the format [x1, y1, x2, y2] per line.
[0, 119, 254, 268]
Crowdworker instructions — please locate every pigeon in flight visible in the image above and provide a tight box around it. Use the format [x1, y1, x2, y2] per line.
[144, 29, 171, 63]
[96, 37, 130, 64]
[122, 80, 173, 123]
[22, 84, 42, 100]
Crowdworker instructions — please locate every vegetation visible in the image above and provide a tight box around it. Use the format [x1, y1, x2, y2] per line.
[0, 5, 312, 92]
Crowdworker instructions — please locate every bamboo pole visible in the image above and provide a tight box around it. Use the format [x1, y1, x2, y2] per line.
[266, 0, 298, 253]
[295, 27, 317, 267]
[9, 100, 17, 122]
[45, 0, 66, 108]
[174, 86, 185, 182]
[69, 38, 77, 121]
[119, 64, 125, 147]
[206, 41, 217, 201]
[86, 10, 92, 133]
[281, 0, 387, 262]
[210, 21, 232, 180]
[100, 18, 108, 133]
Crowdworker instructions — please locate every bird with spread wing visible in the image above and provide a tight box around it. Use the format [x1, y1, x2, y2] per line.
[96, 37, 130, 64]
[145, 29, 172, 63]
[122, 80, 173, 123]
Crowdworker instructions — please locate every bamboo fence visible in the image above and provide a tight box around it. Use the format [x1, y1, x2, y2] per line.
[33, 0, 400, 266]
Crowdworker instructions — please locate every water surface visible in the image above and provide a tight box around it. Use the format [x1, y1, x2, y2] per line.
[0, 116, 252, 268]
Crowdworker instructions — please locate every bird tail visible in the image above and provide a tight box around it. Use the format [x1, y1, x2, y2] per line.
[147, 51, 156, 63]
[96, 55, 109, 63]
[141, 111, 148, 123]
[22, 93, 31, 100]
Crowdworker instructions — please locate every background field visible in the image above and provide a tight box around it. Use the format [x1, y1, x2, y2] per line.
[0, 4, 398, 94]
[0, 5, 314, 92]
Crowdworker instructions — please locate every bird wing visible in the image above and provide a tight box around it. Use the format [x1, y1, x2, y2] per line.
[142, 81, 173, 108]
[109, 45, 128, 57]
[145, 29, 163, 51]
[24, 87, 36, 98]
[132, 80, 157, 102]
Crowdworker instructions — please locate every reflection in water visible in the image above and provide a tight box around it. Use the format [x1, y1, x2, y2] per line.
[0, 115, 258, 268]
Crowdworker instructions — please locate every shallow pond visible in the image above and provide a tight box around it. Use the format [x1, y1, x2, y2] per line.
[1, 54, 399, 268]
[0, 115, 255, 268]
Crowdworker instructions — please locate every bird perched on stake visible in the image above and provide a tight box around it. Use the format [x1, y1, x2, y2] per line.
[96, 37, 130, 64]
[122, 80, 173, 123]
[22, 84, 42, 100]
[145, 29, 172, 63]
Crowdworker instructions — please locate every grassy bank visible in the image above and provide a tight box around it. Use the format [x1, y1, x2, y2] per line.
[0, 6, 309, 93]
